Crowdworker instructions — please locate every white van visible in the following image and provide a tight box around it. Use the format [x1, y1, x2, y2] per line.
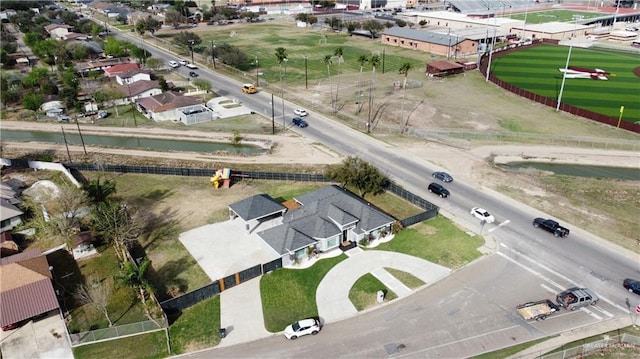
[168, 60, 179, 68]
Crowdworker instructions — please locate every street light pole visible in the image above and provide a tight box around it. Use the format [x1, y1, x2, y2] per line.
[304, 55, 308, 89]
[211, 40, 216, 69]
[188, 40, 195, 64]
[485, 9, 497, 82]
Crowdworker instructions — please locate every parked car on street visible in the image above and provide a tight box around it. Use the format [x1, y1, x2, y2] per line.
[294, 108, 308, 117]
[470, 207, 495, 223]
[432, 171, 453, 182]
[292, 117, 308, 128]
[185, 63, 198, 69]
[168, 60, 180, 68]
[284, 318, 321, 340]
[428, 182, 449, 198]
[189, 71, 198, 77]
[178, 59, 188, 65]
[623, 279, 640, 295]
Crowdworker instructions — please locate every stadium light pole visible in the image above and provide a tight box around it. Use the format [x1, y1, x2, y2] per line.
[556, 44, 572, 112]
[485, 8, 497, 82]
[613, 0, 621, 26]
[521, 0, 530, 43]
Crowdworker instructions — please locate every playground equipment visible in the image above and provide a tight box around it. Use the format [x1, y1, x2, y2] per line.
[210, 168, 232, 189]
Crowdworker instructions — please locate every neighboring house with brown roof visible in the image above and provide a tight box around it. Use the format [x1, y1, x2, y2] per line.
[115, 69, 151, 85]
[118, 80, 163, 102]
[136, 92, 214, 124]
[44, 24, 73, 40]
[128, 11, 163, 26]
[75, 57, 131, 75]
[0, 249, 59, 329]
[104, 63, 141, 78]
[229, 185, 396, 266]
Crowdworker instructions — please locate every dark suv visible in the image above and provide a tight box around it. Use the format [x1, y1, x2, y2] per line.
[428, 182, 449, 198]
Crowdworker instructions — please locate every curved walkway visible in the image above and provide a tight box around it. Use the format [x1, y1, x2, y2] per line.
[316, 248, 451, 323]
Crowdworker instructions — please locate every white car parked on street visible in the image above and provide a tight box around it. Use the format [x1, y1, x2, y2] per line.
[294, 108, 308, 117]
[284, 318, 321, 340]
[168, 60, 179, 68]
[178, 59, 188, 65]
[470, 207, 495, 224]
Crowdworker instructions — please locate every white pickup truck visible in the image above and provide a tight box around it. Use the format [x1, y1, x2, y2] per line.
[516, 300, 559, 321]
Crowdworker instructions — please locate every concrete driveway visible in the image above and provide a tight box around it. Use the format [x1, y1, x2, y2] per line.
[179, 217, 280, 281]
[0, 312, 72, 359]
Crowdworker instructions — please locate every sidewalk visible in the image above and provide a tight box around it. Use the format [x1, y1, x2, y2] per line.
[506, 316, 635, 359]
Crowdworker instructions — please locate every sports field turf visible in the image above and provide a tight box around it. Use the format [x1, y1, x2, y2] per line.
[490, 45, 640, 124]
[508, 10, 606, 24]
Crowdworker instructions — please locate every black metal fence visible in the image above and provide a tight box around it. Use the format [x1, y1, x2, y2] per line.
[160, 259, 281, 313]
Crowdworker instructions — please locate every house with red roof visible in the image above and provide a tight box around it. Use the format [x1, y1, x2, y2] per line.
[136, 92, 214, 125]
[104, 63, 141, 78]
[0, 249, 59, 330]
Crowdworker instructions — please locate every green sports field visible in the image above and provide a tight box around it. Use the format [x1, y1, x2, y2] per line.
[490, 45, 640, 124]
[508, 10, 606, 24]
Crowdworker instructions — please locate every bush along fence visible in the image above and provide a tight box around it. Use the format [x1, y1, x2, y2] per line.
[478, 40, 640, 134]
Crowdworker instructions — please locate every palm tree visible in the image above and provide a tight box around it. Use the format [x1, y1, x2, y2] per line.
[367, 55, 381, 132]
[398, 62, 413, 90]
[274, 47, 287, 125]
[83, 178, 116, 205]
[398, 62, 413, 125]
[333, 47, 344, 112]
[323, 55, 333, 111]
[116, 258, 153, 309]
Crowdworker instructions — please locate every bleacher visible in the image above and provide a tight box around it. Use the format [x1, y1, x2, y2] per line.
[447, 0, 552, 14]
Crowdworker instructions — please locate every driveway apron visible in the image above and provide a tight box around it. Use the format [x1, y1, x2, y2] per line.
[316, 250, 451, 323]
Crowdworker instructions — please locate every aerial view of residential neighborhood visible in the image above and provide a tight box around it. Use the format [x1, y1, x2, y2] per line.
[1, 0, 639, 358]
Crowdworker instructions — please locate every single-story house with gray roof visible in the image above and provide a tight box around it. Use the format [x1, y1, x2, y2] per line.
[228, 194, 287, 232]
[234, 185, 395, 265]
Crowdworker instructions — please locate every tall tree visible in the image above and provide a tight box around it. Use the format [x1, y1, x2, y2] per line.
[164, 9, 186, 29]
[398, 62, 413, 126]
[83, 178, 116, 205]
[115, 259, 154, 313]
[333, 47, 344, 112]
[323, 54, 334, 111]
[325, 157, 388, 198]
[362, 20, 384, 39]
[73, 280, 114, 327]
[367, 55, 381, 132]
[92, 201, 144, 262]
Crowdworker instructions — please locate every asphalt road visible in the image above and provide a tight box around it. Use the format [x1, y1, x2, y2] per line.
[113, 28, 639, 358]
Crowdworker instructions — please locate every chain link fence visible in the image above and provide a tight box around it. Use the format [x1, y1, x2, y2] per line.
[534, 333, 640, 359]
[69, 318, 167, 346]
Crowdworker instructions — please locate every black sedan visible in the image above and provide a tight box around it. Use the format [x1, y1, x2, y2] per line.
[292, 117, 308, 128]
[432, 171, 453, 182]
[623, 279, 640, 295]
[189, 71, 199, 78]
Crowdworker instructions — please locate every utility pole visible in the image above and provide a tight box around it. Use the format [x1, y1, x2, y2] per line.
[61, 126, 72, 163]
[74, 114, 88, 156]
[211, 40, 216, 69]
[304, 55, 308, 89]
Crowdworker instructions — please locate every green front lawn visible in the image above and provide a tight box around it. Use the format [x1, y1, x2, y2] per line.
[260, 254, 347, 332]
[375, 215, 484, 269]
[349, 273, 398, 311]
[168, 296, 221, 354]
[73, 331, 168, 359]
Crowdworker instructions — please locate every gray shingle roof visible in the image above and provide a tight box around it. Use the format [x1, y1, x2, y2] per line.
[258, 185, 395, 255]
[383, 27, 464, 46]
[228, 194, 286, 221]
